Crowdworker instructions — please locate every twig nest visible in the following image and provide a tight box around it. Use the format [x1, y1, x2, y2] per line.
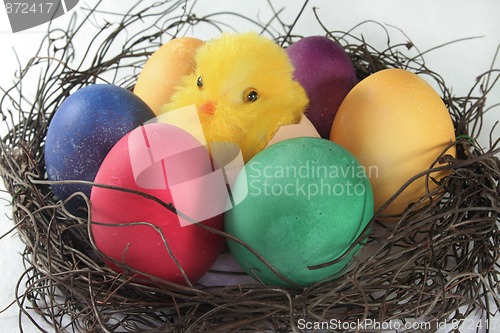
[0, 1, 498, 332]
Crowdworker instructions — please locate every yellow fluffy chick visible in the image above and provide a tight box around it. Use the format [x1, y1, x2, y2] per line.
[160, 32, 309, 162]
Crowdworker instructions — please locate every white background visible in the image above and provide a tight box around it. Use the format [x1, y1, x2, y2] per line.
[0, 0, 499, 332]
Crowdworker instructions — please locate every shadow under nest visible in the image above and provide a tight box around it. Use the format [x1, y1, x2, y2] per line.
[0, 1, 499, 332]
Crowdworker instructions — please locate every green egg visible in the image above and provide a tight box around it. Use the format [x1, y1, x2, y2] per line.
[224, 137, 374, 287]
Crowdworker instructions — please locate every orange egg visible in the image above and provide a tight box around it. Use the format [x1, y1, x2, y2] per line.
[330, 68, 456, 216]
[134, 37, 203, 115]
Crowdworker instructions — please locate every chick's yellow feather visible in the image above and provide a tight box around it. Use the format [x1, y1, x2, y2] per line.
[160, 32, 309, 162]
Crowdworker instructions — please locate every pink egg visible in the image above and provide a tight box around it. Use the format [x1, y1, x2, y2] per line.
[90, 122, 224, 285]
[287, 36, 357, 138]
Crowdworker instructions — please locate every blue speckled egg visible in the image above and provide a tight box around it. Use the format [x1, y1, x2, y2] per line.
[44, 84, 155, 210]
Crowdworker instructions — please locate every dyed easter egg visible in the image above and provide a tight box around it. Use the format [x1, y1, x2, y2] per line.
[44, 84, 155, 210]
[330, 68, 456, 215]
[264, 114, 320, 148]
[134, 37, 203, 114]
[287, 36, 357, 138]
[90, 123, 224, 285]
[225, 137, 374, 287]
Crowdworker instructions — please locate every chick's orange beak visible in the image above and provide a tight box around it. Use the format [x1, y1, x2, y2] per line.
[198, 101, 216, 115]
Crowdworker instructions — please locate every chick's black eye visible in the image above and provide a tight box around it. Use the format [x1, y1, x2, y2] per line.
[243, 88, 258, 103]
[197, 76, 203, 89]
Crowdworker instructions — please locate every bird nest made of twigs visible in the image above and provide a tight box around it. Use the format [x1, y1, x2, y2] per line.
[0, 1, 499, 332]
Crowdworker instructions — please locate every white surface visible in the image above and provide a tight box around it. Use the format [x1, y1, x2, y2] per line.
[0, 0, 498, 332]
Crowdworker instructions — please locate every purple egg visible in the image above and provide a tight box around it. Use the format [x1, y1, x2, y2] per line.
[287, 36, 357, 138]
[44, 84, 155, 211]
